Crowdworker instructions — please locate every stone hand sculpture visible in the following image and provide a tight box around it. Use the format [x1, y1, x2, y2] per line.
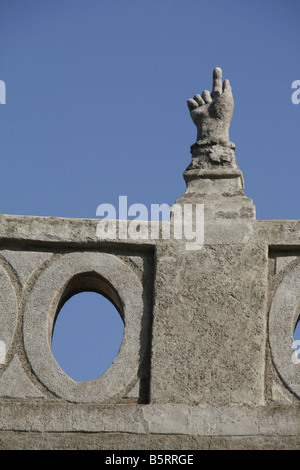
[187, 67, 233, 145]
[181, 68, 250, 207]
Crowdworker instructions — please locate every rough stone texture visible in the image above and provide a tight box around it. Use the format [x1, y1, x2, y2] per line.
[0, 355, 45, 398]
[22, 251, 147, 403]
[150, 240, 268, 405]
[182, 68, 255, 221]
[0, 68, 299, 449]
[1, 431, 299, 451]
[187, 67, 234, 145]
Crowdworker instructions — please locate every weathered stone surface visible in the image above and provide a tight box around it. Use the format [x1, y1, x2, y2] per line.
[181, 68, 256, 219]
[0, 249, 52, 287]
[0, 355, 45, 398]
[22, 251, 151, 403]
[187, 67, 234, 146]
[0, 258, 18, 365]
[1, 431, 299, 450]
[0, 68, 299, 449]
[150, 241, 268, 405]
[0, 402, 299, 435]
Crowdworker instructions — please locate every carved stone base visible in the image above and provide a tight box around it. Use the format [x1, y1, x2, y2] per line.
[183, 168, 244, 197]
[176, 142, 256, 220]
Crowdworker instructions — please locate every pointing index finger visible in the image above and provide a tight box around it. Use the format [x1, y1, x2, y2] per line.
[212, 67, 223, 98]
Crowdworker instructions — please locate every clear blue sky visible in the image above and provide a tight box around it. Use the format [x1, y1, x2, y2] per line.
[0, 0, 299, 381]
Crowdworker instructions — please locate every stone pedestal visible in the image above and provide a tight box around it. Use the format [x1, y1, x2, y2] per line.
[176, 140, 256, 220]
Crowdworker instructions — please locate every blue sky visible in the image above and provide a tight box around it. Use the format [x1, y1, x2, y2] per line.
[1, 0, 300, 381]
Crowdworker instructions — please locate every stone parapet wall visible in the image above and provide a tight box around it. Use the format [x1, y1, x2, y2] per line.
[0, 68, 299, 449]
[0, 214, 299, 449]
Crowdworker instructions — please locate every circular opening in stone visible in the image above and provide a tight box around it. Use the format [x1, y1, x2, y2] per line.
[52, 291, 125, 382]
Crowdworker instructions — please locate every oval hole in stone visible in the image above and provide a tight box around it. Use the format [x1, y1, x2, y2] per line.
[52, 291, 124, 382]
